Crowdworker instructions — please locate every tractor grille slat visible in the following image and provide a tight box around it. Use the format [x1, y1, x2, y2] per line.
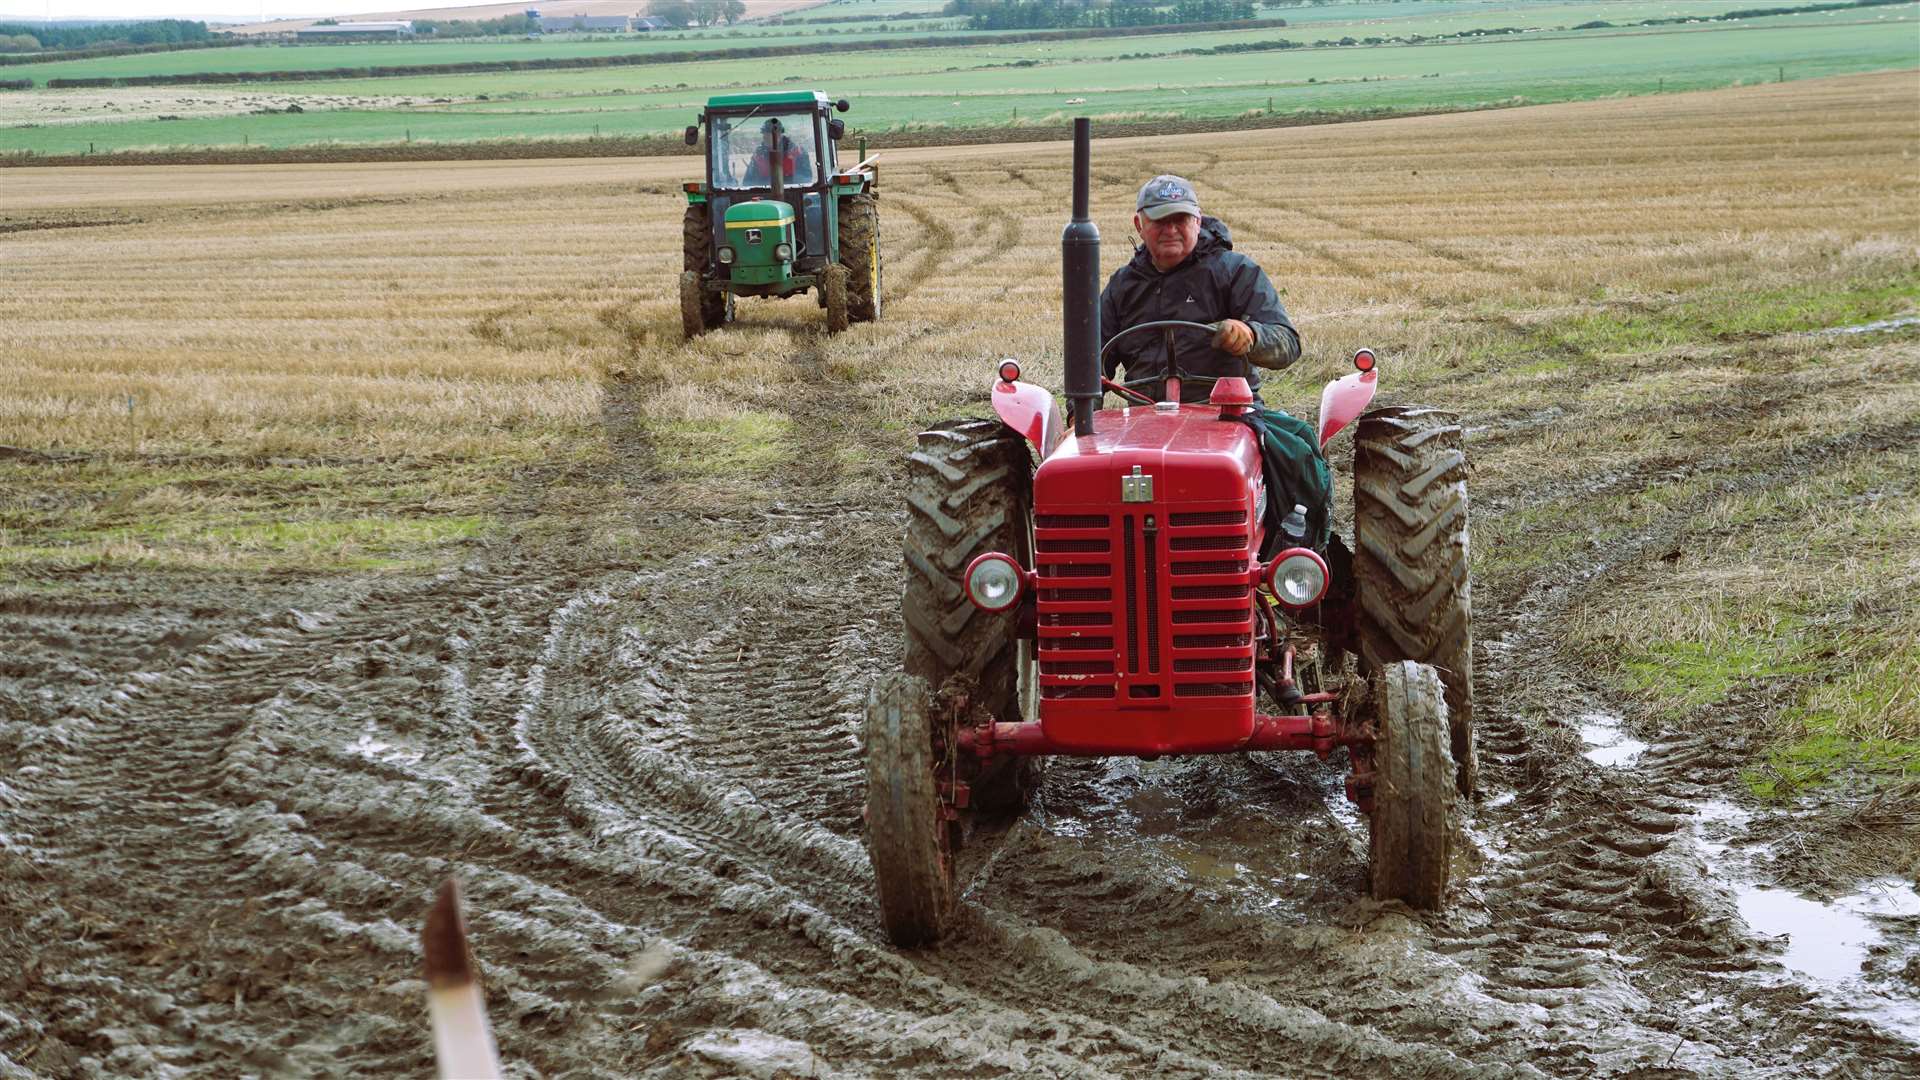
[1171, 608, 1251, 625]
[1039, 538, 1110, 554]
[1144, 519, 1160, 673]
[1041, 588, 1110, 602]
[1043, 684, 1115, 700]
[1122, 515, 1139, 676]
[1170, 559, 1248, 577]
[1037, 514, 1109, 529]
[1039, 636, 1114, 652]
[1175, 681, 1254, 698]
[1041, 660, 1115, 676]
[1042, 612, 1111, 627]
[1168, 535, 1244, 551]
[1174, 633, 1251, 650]
[1174, 657, 1252, 673]
[1169, 510, 1246, 527]
[1172, 584, 1249, 601]
[1042, 564, 1109, 578]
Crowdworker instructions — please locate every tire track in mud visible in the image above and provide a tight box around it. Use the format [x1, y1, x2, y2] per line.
[1438, 392, 1920, 1075]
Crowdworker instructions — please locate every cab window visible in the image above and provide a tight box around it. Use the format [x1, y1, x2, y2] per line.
[709, 112, 819, 189]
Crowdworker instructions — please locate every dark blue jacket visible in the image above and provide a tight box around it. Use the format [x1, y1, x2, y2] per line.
[1098, 217, 1300, 402]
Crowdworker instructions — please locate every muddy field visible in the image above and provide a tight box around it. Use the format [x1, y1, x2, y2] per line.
[3, 72, 1919, 1077]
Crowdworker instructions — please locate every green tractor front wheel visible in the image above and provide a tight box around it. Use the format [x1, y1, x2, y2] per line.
[681, 205, 732, 339]
[823, 263, 850, 334]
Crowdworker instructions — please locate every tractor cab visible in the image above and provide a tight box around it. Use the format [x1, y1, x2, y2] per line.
[685, 91, 851, 276]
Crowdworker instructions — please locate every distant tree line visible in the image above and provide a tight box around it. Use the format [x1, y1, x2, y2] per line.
[412, 14, 536, 37]
[0, 18, 210, 52]
[943, 1, 1259, 30]
[644, 0, 749, 28]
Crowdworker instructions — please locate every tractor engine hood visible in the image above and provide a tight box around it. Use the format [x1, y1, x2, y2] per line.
[722, 200, 796, 285]
[1036, 405, 1262, 508]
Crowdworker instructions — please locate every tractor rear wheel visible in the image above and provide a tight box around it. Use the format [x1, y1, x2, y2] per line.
[1352, 406, 1476, 797]
[904, 418, 1040, 811]
[863, 672, 955, 946]
[839, 193, 882, 323]
[823, 263, 850, 333]
[1368, 661, 1455, 909]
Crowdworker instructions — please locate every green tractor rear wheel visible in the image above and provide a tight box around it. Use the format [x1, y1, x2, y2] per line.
[681, 205, 731, 338]
[839, 193, 882, 323]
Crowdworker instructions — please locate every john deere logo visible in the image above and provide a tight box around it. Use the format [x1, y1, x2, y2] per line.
[746, 228, 763, 244]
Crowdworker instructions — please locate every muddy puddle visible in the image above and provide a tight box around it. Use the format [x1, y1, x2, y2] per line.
[1688, 797, 1920, 1045]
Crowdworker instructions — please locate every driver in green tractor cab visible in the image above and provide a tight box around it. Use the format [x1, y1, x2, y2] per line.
[744, 117, 815, 187]
[1100, 174, 1331, 552]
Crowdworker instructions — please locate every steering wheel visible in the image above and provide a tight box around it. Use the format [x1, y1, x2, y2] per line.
[1101, 319, 1245, 403]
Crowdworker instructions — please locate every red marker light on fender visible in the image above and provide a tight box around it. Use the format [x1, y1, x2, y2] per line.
[1353, 348, 1376, 373]
[1264, 547, 1329, 609]
[964, 552, 1025, 612]
[998, 359, 1022, 384]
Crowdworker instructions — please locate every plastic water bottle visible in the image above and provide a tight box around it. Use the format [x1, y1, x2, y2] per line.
[1280, 503, 1308, 545]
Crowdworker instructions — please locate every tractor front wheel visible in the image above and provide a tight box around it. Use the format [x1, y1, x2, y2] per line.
[839, 193, 882, 323]
[904, 418, 1040, 811]
[1353, 406, 1476, 796]
[1368, 660, 1455, 909]
[681, 205, 731, 338]
[864, 672, 955, 946]
[823, 263, 850, 333]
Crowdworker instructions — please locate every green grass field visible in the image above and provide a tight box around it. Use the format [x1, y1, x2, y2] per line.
[0, 0, 1833, 83]
[1, 2, 1911, 156]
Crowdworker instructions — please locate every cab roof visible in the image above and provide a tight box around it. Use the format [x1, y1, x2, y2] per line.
[705, 90, 831, 112]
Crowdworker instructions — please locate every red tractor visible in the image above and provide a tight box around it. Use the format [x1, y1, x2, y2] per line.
[865, 121, 1474, 946]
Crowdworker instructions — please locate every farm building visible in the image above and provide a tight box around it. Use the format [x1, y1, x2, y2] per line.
[538, 14, 634, 32]
[295, 21, 415, 41]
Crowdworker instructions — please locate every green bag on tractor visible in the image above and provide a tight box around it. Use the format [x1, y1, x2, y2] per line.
[1235, 406, 1334, 557]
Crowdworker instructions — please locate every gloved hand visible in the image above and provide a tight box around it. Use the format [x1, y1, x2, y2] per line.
[1211, 318, 1254, 357]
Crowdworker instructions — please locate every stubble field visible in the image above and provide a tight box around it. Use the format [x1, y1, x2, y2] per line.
[2, 70, 1918, 1077]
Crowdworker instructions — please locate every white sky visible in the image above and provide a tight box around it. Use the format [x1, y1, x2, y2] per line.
[0, 2, 385, 20]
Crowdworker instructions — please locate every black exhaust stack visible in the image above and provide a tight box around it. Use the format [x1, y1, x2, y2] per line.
[1062, 117, 1100, 439]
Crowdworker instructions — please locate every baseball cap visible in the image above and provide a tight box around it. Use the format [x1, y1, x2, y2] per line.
[1137, 174, 1201, 221]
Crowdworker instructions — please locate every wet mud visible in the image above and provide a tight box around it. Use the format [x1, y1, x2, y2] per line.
[7, 370, 1918, 1077]
[7, 121, 1920, 1075]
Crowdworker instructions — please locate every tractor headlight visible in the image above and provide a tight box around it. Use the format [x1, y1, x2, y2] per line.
[1265, 547, 1329, 610]
[964, 552, 1025, 613]
[717, 246, 735, 265]
[774, 242, 793, 261]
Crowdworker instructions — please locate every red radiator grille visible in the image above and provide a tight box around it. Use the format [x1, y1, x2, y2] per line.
[1035, 503, 1256, 709]
[1035, 513, 1118, 703]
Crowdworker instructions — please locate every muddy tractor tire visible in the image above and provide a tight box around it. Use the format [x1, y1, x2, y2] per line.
[864, 672, 955, 946]
[1369, 661, 1456, 909]
[680, 205, 731, 338]
[839, 193, 882, 323]
[1352, 406, 1476, 797]
[904, 418, 1041, 811]
[822, 263, 851, 334]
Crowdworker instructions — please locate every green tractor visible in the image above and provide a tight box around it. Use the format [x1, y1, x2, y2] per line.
[679, 91, 882, 338]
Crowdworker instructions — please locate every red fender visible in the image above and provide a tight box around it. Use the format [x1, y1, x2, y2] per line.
[991, 362, 1064, 460]
[1318, 367, 1378, 450]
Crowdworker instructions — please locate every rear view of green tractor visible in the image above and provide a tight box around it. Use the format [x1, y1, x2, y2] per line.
[679, 91, 881, 338]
